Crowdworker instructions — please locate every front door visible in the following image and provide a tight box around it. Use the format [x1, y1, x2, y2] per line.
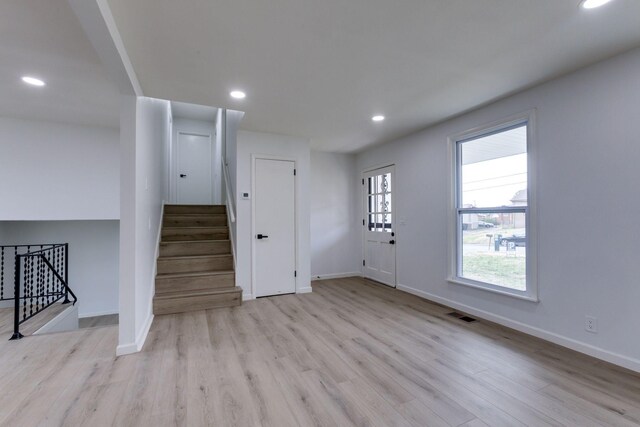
[254, 158, 296, 297]
[363, 165, 396, 287]
[177, 132, 213, 204]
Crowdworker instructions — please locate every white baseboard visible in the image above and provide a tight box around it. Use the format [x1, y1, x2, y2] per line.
[242, 293, 254, 301]
[116, 312, 154, 356]
[78, 309, 119, 318]
[311, 272, 362, 281]
[397, 284, 640, 373]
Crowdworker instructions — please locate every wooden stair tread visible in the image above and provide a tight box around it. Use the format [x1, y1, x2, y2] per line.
[155, 287, 242, 299]
[158, 253, 231, 261]
[163, 226, 228, 230]
[156, 269, 234, 279]
[164, 213, 226, 217]
[160, 239, 231, 245]
[166, 204, 225, 207]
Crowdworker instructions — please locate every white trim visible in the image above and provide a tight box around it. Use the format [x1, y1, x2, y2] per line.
[397, 284, 640, 373]
[312, 272, 363, 281]
[447, 278, 538, 302]
[116, 311, 154, 356]
[297, 287, 313, 294]
[447, 110, 538, 302]
[251, 154, 299, 298]
[78, 309, 119, 319]
[242, 292, 254, 301]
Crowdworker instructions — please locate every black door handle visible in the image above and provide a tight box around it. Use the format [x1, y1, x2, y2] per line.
[179, 174, 187, 178]
[389, 240, 395, 245]
[257, 234, 269, 239]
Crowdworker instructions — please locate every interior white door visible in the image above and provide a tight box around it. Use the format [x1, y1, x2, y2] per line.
[177, 133, 213, 204]
[363, 165, 396, 287]
[254, 159, 296, 297]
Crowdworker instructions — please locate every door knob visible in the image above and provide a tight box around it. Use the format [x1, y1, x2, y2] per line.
[389, 240, 395, 245]
[257, 234, 269, 239]
[179, 174, 187, 178]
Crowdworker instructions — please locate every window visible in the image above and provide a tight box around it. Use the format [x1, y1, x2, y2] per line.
[450, 113, 537, 300]
[366, 170, 392, 232]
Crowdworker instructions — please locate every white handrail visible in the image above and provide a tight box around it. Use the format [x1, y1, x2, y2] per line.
[222, 161, 236, 223]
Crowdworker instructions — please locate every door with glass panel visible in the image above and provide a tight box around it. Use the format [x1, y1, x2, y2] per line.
[363, 165, 396, 287]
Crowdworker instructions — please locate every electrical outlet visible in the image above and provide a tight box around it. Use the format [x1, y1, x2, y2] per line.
[585, 316, 598, 333]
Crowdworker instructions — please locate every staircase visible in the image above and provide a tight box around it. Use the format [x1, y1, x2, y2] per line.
[153, 205, 242, 315]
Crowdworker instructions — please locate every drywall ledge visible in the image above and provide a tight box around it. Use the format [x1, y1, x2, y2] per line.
[397, 283, 640, 373]
[34, 305, 79, 335]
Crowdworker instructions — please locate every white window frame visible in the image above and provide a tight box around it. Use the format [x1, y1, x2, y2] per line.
[447, 110, 538, 302]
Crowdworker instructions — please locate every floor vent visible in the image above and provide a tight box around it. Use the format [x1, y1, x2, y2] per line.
[447, 312, 477, 323]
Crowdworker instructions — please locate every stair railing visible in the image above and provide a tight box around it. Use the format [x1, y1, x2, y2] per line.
[222, 161, 236, 224]
[0, 244, 77, 340]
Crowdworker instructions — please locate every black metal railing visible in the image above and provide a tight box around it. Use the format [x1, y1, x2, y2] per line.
[0, 244, 77, 340]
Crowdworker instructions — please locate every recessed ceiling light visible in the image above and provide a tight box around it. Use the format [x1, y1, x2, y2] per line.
[580, 0, 613, 9]
[21, 76, 45, 87]
[230, 90, 246, 99]
[372, 115, 385, 122]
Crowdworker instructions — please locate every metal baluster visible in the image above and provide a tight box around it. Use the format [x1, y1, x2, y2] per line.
[62, 244, 70, 304]
[29, 254, 34, 317]
[1, 247, 4, 300]
[54, 246, 59, 296]
[26, 246, 31, 318]
[22, 257, 28, 321]
[39, 246, 43, 310]
[47, 248, 52, 305]
[35, 248, 40, 311]
[10, 254, 23, 340]
[14, 247, 17, 304]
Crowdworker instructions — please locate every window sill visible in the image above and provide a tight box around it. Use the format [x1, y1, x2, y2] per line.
[447, 277, 539, 303]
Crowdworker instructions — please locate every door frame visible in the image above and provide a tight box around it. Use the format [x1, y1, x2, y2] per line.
[361, 163, 397, 287]
[173, 131, 214, 204]
[250, 154, 298, 299]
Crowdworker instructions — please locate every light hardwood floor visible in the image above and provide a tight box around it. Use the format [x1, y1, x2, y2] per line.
[1, 277, 639, 426]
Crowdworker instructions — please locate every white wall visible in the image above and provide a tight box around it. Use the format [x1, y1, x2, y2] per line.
[356, 47, 640, 371]
[118, 96, 171, 355]
[310, 151, 361, 279]
[236, 130, 311, 299]
[0, 220, 119, 317]
[0, 117, 119, 220]
[170, 117, 220, 204]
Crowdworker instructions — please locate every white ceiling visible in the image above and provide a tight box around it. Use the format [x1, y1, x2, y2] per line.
[0, 0, 120, 128]
[171, 101, 218, 123]
[116, 1, 640, 149]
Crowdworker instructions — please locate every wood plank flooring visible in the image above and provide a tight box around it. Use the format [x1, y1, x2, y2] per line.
[1, 277, 639, 426]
